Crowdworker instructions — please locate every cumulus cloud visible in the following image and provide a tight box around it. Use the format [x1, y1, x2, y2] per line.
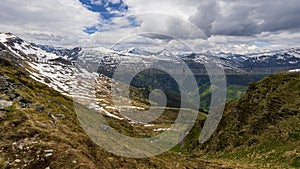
[135, 14, 206, 40]
[123, 0, 200, 20]
[89, 26, 138, 47]
[0, 0, 299, 52]
[189, 1, 221, 36]
[0, 0, 100, 46]
[119, 0, 300, 52]
[189, 0, 300, 37]
[206, 30, 300, 54]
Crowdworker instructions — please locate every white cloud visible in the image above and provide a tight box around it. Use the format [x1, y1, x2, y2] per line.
[90, 0, 121, 6]
[135, 14, 206, 40]
[0, 0, 299, 53]
[85, 13, 208, 53]
[109, 0, 121, 4]
[0, 0, 100, 47]
[206, 31, 300, 54]
[123, 0, 199, 20]
[89, 27, 138, 47]
[90, 0, 103, 5]
[190, 0, 300, 36]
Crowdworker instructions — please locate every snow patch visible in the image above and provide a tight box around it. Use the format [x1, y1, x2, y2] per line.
[289, 69, 300, 72]
[154, 128, 171, 132]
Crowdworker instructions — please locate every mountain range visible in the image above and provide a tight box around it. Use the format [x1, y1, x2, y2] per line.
[1, 32, 299, 75]
[0, 32, 300, 168]
[1, 32, 299, 111]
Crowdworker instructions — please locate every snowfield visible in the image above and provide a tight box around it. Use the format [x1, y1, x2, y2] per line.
[0, 32, 299, 130]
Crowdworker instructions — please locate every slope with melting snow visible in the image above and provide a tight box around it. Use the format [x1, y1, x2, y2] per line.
[0, 33, 67, 61]
[0, 33, 131, 121]
[1, 33, 167, 127]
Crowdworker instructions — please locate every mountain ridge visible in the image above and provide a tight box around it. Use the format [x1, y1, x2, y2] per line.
[0, 32, 300, 168]
[1, 32, 299, 74]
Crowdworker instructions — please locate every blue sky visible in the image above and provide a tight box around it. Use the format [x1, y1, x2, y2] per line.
[80, 0, 128, 19]
[79, 0, 129, 34]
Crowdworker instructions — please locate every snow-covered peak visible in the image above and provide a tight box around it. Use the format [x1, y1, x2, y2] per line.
[157, 49, 175, 57]
[30, 43, 82, 62]
[0, 32, 17, 42]
[0, 33, 83, 63]
[245, 48, 300, 59]
[0, 33, 64, 60]
[123, 47, 154, 56]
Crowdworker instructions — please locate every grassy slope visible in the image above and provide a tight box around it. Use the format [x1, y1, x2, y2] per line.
[2, 56, 298, 168]
[0, 58, 231, 169]
[195, 74, 300, 168]
[199, 84, 248, 110]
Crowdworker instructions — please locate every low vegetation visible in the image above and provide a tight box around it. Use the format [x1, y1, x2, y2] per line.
[0, 57, 299, 168]
[0, 58, 222, 168]
[194, 74, 300, 168]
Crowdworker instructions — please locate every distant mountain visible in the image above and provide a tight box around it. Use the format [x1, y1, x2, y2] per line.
[125, 47, 154, 56]
[1, 33, 299, 168]
[1, 32, 299, 96]
[1, 33, 299, 107]
[241, 49, 300, 68]
[156, 49, 175, 57]
[30, 43, 81, 62]
[181, 48, 300, 70]
[2, 32, 299, 75]
[120, 46, 300, 73]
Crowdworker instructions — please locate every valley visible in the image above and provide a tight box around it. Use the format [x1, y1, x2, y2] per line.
[0, 32, 299, 168]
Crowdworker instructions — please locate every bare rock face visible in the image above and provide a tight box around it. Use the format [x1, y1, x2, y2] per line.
[0, 99, 13, 110]
[0, 74, 31, 108]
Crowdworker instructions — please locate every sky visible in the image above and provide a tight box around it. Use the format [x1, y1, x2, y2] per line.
[0, 0, 300, 53]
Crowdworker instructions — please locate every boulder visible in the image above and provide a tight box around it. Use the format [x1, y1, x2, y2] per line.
[35, 105, 44, 112]
[56, 114, 67, 120]
[0, 99, 13, 110]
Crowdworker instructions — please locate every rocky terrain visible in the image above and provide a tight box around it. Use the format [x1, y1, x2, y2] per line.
[0, 57, 232, 169]
[0, 32, 300, 168]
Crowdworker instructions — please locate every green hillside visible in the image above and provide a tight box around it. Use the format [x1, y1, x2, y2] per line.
[1, 56, 299, 169]
[194, 74, 300, 168]
[0, 58, 227, 168]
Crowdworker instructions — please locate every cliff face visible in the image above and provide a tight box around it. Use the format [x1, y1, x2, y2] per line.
[198, 74, 300, 168]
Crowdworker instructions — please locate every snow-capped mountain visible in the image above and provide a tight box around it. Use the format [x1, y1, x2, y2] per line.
[181, 48, 300, 70]
[0, 32, 130, 121]
[0, 33, 68, 61]
[1, 32, 300, 75]
[116, 46, 300, 73]
[78, 46, 183, 77]
[125, 47, 154, 56]
[0, 33, 89, 95]
[216, 52, 248, 63]
[122, 47, 178, 57]
[181, 53, 244, 71]
[0, 33, 82, 64]
[0, 32, 299, 125]
[157, 49, 175, 57]
[1, 33, 186, 125]
[241, 48, 300, 68]
[30, 43, 82, 62]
